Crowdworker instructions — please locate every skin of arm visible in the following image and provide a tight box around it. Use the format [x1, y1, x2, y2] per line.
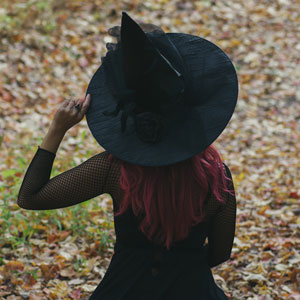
[40, 124, 66, 154]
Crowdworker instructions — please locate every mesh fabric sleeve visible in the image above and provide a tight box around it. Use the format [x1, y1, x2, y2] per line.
[17, 146, 111, 210]
[206, 163, 237, 268]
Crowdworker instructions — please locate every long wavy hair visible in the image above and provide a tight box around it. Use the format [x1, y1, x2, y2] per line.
[107, 144, 234, 250]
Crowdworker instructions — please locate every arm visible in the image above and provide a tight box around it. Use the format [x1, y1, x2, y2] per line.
[207, 164, 237, 268]
[40, 124, 66, 154]
[17, 146, 111, 210]
[17, 93, 104, 210]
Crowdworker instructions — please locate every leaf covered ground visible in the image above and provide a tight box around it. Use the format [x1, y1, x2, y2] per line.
[0, 0, 299, 299]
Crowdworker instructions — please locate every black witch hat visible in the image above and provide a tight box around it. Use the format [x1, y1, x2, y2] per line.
[85, 12, 239, 166]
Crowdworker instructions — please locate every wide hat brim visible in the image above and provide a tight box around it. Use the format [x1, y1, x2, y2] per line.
[85, 28, 238, 166]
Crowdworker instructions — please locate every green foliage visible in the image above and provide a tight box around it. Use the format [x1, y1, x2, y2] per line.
[74, 257, 86, 272]
[0, 141, 115, 255]
[0, 0, 57, 34]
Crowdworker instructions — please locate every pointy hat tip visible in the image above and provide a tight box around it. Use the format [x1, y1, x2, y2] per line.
[121, 11, 128, 17]
[121, 11, 148, 45]
[121, 11, 142, 31]
[121, 11, 136, 26]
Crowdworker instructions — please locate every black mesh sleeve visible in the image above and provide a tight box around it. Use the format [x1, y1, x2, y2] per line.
[207, 163, 237, 268]
[17, 146, 111, 210]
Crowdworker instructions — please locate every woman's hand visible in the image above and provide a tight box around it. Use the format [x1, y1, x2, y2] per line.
[51, 94, 91, 133]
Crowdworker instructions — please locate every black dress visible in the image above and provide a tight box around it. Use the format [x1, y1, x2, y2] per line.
[18, 146, 236, 300]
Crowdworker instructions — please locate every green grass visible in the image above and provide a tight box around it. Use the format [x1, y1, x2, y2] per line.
[0, 0, 58, 34]
[0, 136, 115, 256]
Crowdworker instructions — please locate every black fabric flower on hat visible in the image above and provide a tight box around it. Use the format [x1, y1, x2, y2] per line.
[134, 112, 165, 144]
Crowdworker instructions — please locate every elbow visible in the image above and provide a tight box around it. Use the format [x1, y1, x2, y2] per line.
[17, 198, 28, 210]
[208, 257, 229, 268]
[17, 195, 24, 208]
[208, 253, 232, 268]
[17, 195, 34, 210]
[17, 195, 53, 211]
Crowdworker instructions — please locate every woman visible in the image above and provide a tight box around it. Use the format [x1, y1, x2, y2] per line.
[18, 12, 238, 300]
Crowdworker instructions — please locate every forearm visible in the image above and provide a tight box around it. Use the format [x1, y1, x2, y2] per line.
[40, 124, 66, 154]
[17, 146, 56, 209]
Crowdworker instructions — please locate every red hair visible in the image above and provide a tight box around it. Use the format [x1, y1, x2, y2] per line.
[108, 144, 234, 250]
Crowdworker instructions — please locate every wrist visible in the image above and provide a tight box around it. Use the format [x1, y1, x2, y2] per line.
[40, 124, 66, 154]
[49, 123, 67, 135]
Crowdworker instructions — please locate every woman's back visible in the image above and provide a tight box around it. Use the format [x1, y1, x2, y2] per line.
[104, 153, 236, 265]
[89, 151, 236, 300]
